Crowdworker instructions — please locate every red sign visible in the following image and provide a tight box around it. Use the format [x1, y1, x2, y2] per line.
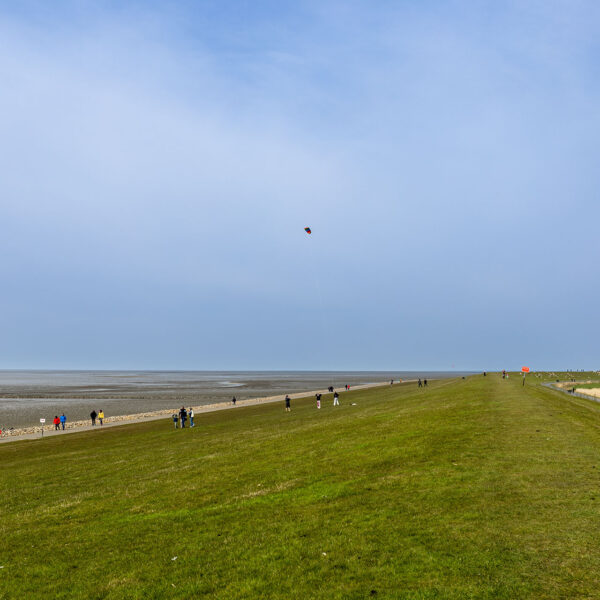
[521, 366, 530, 373]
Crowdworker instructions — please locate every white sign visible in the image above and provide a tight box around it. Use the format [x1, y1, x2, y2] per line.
[39, 418, 46, 424]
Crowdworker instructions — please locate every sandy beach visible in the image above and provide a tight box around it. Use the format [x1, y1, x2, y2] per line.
[0, 380, 396, 443]
[575, 388, 600, 399]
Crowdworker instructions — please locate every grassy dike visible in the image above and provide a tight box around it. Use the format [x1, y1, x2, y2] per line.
[2, 374, 600, 599]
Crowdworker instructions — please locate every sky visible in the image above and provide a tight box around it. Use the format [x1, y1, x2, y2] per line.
[0, 0, 598, 371]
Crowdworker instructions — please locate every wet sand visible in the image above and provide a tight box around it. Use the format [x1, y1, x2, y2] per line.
[0, 381, 394, 443]
[0, 370, 452, 429]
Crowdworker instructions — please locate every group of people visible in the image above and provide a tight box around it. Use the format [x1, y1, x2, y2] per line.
[52, 414, 67, 430]
[285, 390, 341, 411]
[417, 378, 428, 388]
[172, 406, 195, 428]
[50, 409, 105, 430]
[89, 410, 105, 426]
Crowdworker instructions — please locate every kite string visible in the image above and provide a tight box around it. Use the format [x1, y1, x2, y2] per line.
[307, 237, 335, 390]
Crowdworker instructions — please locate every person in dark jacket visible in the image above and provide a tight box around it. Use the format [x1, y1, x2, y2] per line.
[172, 413, 178, 429]
[285, 395, 291, 412]
[179, 406, 187, 428]
[90, 410, 97, 426]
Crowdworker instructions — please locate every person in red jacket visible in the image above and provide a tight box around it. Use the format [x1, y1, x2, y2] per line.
[53, 416, 60, 431]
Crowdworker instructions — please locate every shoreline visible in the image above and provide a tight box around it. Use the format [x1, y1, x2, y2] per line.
[0, 380, 399, 443]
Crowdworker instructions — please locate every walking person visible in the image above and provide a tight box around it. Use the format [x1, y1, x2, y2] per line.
[98, 409, 105, 426]
[172, 413, 178, 429]
[90, 409, 97, 426]
[53, 416, 60, 431]
[315, 393, 321, 409]
[418, 378, 422, 388]
[285, 395, 291, 412]
[232, 396, 237, 406]
[424, 379, 428, 387]
[179, 406, 187, 428]
[333, 391, 340, 406]
[189, 408, 195, 427]
[60, 413, 66, 430]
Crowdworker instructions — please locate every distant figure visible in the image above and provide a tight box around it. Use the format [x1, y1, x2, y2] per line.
[345, 384, 349, 391]
[232, 396, 237, 406]
[390, 379, 394, 385]
[328, 386, 334, 393]
[189, 408, 194, 427]
[315, 393, 321, 409]
[179, 406, 187, 428]
[90, 410, 97, 426]
[333, 391, 340, 406]
[424, 379, 428, 387]
[418, 378, 422, 388]
[53, 416, 60, 431]
[60, 413, 66, 430]
[285, 395, 291, 412]
[98, 410, 105, 426]
[172, 413, 178, 429]
[502, 370, 506, 379]
[483, 372, 487, 377]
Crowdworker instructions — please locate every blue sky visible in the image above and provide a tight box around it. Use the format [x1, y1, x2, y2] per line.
[0, 1, 598, 370]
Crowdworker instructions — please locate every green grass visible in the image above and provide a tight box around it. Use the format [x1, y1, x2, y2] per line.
[2, 375, 600, 599]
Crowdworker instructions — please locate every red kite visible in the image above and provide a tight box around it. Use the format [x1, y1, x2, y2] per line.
[304, 227, 312, 234]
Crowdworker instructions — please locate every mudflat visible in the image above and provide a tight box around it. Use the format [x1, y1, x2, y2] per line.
[0, 370, 453, 428]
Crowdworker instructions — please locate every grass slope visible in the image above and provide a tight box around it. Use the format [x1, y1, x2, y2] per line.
[2, 375, 600, 599]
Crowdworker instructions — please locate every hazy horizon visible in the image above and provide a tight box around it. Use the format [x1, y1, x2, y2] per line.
[1, 2, 598, 371]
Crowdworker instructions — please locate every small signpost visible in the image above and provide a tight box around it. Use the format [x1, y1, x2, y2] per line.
[521, 366, 530, 386]
[40, 418, 46, 437]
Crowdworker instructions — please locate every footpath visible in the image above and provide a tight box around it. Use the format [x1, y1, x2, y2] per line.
[0, 381, 398, 444]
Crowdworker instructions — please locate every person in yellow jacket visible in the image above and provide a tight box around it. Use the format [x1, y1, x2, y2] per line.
[98, 410, 105, 426]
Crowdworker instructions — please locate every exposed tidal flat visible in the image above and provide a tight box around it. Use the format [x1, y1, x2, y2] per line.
[0, 370, 463, 429]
